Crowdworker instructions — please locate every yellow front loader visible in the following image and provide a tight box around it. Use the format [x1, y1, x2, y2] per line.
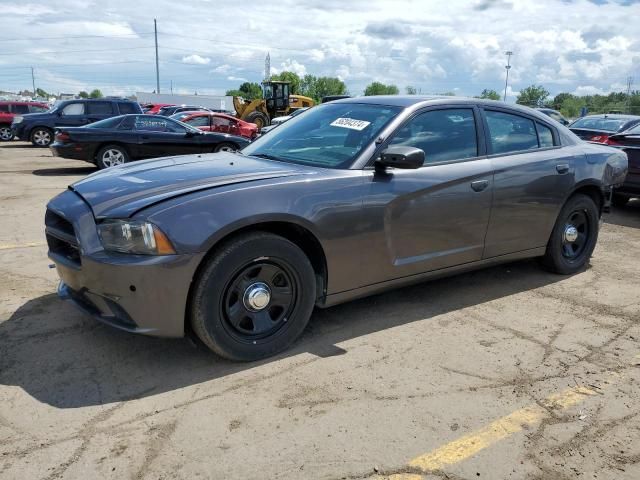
[233, 80, 314, 129]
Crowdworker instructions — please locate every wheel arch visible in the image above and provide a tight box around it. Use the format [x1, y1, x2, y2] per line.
[568, 180, 606, 214]
[184, 218, 328, 336]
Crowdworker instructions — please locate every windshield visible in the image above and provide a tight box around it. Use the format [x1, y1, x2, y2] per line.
[570, 117, 629, 132]
[243, 103, 401, 168]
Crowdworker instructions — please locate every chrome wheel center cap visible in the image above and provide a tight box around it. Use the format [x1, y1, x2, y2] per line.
[243, 282, 271, 311]
[564, 225, 578, 243]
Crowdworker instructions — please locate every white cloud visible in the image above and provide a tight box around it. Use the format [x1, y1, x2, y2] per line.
[1, 0, 639, 99]
[227, 76, 248, 82]
[182, 54, 211, 65]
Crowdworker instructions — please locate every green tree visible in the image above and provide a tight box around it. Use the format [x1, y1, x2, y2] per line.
[35, 88, 49, 98]
[364, 82, 399, 96]
[89, 89, 103, 99]
[516, 84, 549, 107]
[239, 82, 263, 99]
[269, 71, 301, 94]
[313, 77, 347, 101]
[478, 89, 500, 100]
[225, 89, 244, 97]
[405, 86, 417, 95]
[78, 91, 89, 99]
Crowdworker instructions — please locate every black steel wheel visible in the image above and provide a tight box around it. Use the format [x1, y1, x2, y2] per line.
[222, 261, 296, 341]
[191, 232, 316, 361]
[542, 193, 599, 274]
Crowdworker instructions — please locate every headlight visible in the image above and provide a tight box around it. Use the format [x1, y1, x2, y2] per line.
[12, 116, 24, 124]
[97, 220, 175, 255]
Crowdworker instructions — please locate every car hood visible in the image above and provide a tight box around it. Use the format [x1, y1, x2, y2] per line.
[70, 152, 316, 219]
[13, 111, 52, 122]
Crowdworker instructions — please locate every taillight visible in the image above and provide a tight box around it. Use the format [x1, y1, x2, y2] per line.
[55, 131, 70, 143]
[589, 134, 609, 143]
[605, 137, 622, 146]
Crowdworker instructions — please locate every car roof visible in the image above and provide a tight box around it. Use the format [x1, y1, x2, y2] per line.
[577, 114, 640, 120]
[0, 100, 48, 105]
[334, 95, 556, 118]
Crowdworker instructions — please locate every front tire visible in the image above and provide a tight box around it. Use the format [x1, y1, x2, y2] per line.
[96, 145, 129, 169]
[191, 232, 316, 361]
[542, 193, 599, 274]
[0, 125, 13, 141]
[245, 111, 270, 129]
[30, 127, 52, 147]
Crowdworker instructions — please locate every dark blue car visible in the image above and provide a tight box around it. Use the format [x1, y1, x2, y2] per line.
[11, 98, 142, 147]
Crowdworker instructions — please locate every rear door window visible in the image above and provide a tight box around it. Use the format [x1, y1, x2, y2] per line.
[11, 104, 30, 114]
[537, 122, 555, 148]
[86, 102, 114, 115]
[61, 103, 85, 116]
[0, 104, 9, 113]
[117, 102, 138, 114]
[29, 104, 49, 113]
[185, 116, 210, 127]
[388, 108, 478, 164]
[485, 110, 539, 154]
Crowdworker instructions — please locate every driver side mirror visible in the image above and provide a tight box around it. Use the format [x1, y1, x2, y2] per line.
[375, 146, 425, 171]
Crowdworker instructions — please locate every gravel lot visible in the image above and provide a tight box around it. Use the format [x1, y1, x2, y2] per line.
[1, 141, 639, 480]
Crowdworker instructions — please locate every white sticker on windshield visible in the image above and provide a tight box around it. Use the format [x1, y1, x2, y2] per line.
[330, 117, 371, 131]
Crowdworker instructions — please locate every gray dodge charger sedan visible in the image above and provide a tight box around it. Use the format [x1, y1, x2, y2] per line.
[46, 96, 628, 361]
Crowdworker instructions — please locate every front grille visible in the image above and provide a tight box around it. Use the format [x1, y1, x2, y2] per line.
[45, 209, 81, 265]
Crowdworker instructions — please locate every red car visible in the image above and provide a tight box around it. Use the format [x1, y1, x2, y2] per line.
[141, 103, 174, 114]
[171, 111, 258, 140]
[0, 101, 49, 141]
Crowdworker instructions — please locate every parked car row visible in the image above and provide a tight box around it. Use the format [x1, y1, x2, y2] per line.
[50, 114, 250, 169]
[568, 113, 640, 206]
[0, 100, 49, 141]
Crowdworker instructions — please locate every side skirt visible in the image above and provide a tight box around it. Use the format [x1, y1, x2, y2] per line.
[317, 247, 546, 308]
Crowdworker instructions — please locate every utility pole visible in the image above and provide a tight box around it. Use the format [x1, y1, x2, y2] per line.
[170, 80, 173, 94]
[265, 52, 271, 81]
[31, 67, 36, 97]
[154, 19, 160, 94]
[503, 51, 513, 102]
[625, 76, 633, 114]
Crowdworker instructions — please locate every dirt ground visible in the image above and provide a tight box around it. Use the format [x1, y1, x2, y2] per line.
[0, 141, 639, 480]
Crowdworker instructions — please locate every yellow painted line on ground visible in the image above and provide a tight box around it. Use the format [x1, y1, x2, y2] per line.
[408, 385, 597, 472]
[0, 242, 46, 251]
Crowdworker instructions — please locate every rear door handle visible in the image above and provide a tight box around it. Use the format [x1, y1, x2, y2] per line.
[471, 180, 489, 192]
[556, 163, 569, 174]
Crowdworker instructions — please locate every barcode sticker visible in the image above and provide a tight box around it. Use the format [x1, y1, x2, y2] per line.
[330, 118, 371, 131]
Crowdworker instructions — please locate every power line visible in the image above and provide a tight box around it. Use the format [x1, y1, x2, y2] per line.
[0, 46, 154, 57]
[0, 32, 154, 42]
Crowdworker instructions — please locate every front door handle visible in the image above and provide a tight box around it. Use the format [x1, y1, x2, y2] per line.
[471, 179, 489, 192]
[556, 163, 570, 174]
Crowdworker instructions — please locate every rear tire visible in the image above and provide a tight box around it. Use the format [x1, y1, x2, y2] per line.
[542, 193, 599, 275]
[611, 194, 629, 208]
[214, 142, 237, 153]
[245, 111, 270, 129]
[0, 125, 13, 141]
[190, 232, 316, 361]
[96, 145, 129, 169]
[30, 127, 52, 147]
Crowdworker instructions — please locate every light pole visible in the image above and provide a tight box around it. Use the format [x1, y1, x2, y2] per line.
[503, 51, 513, 102]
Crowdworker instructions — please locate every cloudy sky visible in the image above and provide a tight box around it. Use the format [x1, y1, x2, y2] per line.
[1, 0, 639, 100]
